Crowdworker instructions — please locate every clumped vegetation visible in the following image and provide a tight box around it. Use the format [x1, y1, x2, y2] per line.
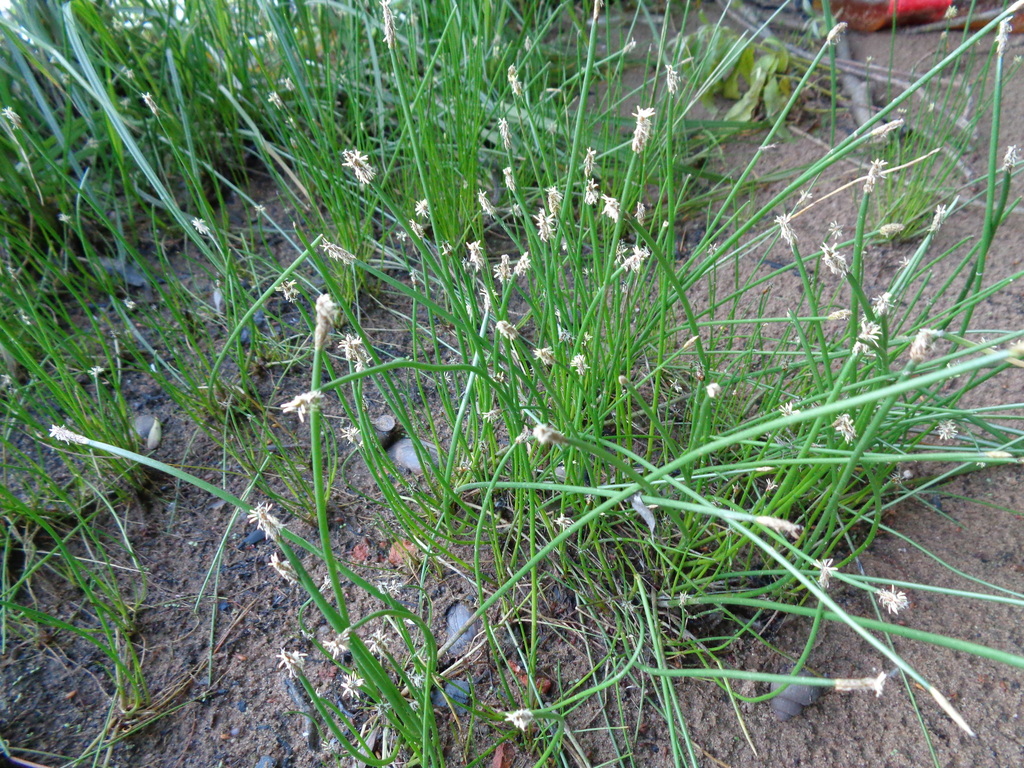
[2, 0, 1023, 766]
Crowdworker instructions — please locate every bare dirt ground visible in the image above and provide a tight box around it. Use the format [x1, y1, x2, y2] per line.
[2, 14, 1023, 768]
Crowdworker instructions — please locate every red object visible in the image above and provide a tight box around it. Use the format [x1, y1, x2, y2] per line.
[830, 0, 952, 31]
[830, 0, 1024, 32]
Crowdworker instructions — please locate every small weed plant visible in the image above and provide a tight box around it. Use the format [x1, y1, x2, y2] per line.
[3, 0, 1024, 766]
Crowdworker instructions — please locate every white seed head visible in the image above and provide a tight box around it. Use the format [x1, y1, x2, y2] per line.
[870, 118, 904, 141]
[276, 280, 298, 302]
[826, 21, 847, 45]
[338, 334, 372, 371]
[314, 293, 339, 351]
[280, 390, 323, 423]
[820, 243, 847, 276]
[505, 708, 534, 731]
[631, 106, 656, 154]
[909, 327, 940, 363]
[514, 251, 531, 277]
[276, 648, 307, 677]
[2, 106, 23, 128]
[863, 159, 888, 193]
[491, 253, 512, 284]
[754, 516, 803, 538]
[495, 320, 518, 340]
[533, 346, 555, 366]
[380, 0, 396, 48]
[814, 558, 837, 588]
[583, 147, 597, 177]
[601, 195, 620, 221]
[466, 240, 485, 272]
[546, 186, 563, 216]
[342, 149, 377, 186]
[320, 240, 355, 264]
[270, 552, 298, 584]
[341, 671, 365, 699]
[876, 585, 909, 615]
[534, 207, 556, 242]
[997, 19, 1010, 57]
[533, 423, 568, 446]
[929, 204, 949, 233]
[49, 424, 88, 444]
[322, 634, 349, 660]
[871, 292, 893, 317]
[835, 671, 887, 697]
[832, 413, 856, 444]
[477, 190, 496, 218]
[634, 200, 647, 223]
[1003, 145, 1020, 172]
[775, 213, 797, 247]
[621, 244, 650, 273]
[665, 64, 679, 94]
[248, 502, 285, 544]
[507, 64, 523, 97]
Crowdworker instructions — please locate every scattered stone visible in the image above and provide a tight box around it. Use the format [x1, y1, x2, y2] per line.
[98, 257, 149, 287]
[133, 414, 162, 450]
[254, 757, 277, 768]
[770, 669, 825, 721]
[238, 528, 267, 549]
[371, 414, 398, 447]
[445, 602, 480, 658]
[387, 437, 438, 474]
[430, 679, 472, 715]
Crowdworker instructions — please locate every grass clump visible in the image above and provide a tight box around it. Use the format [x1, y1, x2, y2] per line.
[3, 0, 1024, 766]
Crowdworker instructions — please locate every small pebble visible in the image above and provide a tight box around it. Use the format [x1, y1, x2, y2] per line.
[430, 680, 472, 715]
[133, 414, 162, 450]
[770, 669, 824, 721]
[238, 528, 267, 549]
[387, 438, 438, 474]
[445, 602, 479, 658]
[254, 757, 277, 768]
[372, 413, 397, 434]
[236, 701, 247, 713]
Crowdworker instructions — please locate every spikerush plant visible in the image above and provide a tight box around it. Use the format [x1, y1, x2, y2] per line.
[864, 13, 1018, 239]
[307, 1, 1024, 760]
[4, 0, 1024, 766]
